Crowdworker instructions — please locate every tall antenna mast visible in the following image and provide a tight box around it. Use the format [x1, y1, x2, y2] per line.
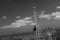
[32, 0, 41, 40]
[33, 6, 40, 40]
[33, 6, 37, 27]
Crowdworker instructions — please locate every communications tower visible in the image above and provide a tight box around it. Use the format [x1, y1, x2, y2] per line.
[33, 6, 41, 40]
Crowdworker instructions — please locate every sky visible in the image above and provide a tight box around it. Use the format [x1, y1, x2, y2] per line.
[0, 0, 58, 17]
[0, 0, 60, 27]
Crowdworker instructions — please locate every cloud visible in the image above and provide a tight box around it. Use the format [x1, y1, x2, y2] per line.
[51, 12, 60, 19]
[2, 17, 36, 28]
[2, 16, 7, 19]
[38, 12, 52, 20]
[23, 17, 32, 21]
[38, 11, 60, 20]
[16, 16, 21, 19]
[51, 12, 60, 16]
[56, 6, 60, 9]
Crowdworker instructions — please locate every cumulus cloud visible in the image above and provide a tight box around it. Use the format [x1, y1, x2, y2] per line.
[2, 16, 7, 19]
[51, 12, 60, 16]
[51, 12, 60, 19]
[38, 11, 52, 20]
[2, 17, 36, 28]
[23, 17, 32, 21]
[56, 6, 60, 9]
[38, 11, 60, 20]
[38, 6, 60, 20]
[16, 16, 21, 19]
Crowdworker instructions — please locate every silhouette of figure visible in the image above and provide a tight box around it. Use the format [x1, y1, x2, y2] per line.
[33, 25, 36, 31]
